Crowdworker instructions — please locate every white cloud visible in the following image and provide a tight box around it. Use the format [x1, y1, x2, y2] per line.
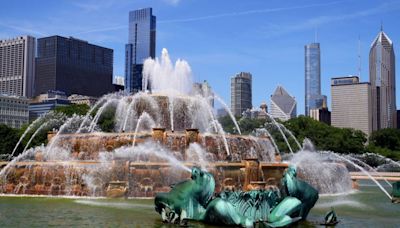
[163, 0, 181, 6]
[0, 21, 48, 37]
[258, 1, 400, 39]
[159, 1, 343, 23]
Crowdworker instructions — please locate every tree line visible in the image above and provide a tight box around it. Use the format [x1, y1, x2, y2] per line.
[219, 115, 400, 161]
[1, 103, 399, 161]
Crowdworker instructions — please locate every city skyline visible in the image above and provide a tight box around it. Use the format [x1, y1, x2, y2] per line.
[0, 0, 399, 114]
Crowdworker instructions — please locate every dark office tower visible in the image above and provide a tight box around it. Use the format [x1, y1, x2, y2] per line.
[125, 8, 156, 93]
[369, 28, 396, 130]
[231, 72, 252, 117]
[34, 36, 114, 97]
[305, 43, 324, 116]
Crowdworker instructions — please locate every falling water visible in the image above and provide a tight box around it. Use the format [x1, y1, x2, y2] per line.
[186, 143, 209, 170]
[88, 98, 118, 132]
[326, 151, 393, 200]
[46, 115, 84, 156]
[120, 92, 160, 132]
[20, 122, 50, 155]
[113, 142, 191, 172]
[8, 116, 45, 159]
[131, 112, 156, 148]
[359, 152, 400, 169]
[278, 123, 301, 150]
[212, 120, 231, 156]
[291, 150, 353, 194]
[0, 145, 39, 178]
[213, 94, 242, 135]
[121, 93, 143, 132]
[188, 95, 218, 133]
[265, 113, 293, 153]
[77, 93, 115, 133]
[168, 96, 174, 131]
[344, 155, 392, 187]
[255, 128, 281, 156]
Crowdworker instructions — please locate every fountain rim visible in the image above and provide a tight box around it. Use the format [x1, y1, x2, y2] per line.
[47, 130, 272, 140]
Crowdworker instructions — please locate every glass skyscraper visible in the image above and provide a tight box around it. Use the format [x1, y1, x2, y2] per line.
[125, 8, 156, 93]
[305, 42, 324, 116]
[369, 29, 396, 130]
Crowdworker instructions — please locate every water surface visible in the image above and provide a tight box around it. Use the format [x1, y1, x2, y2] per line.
[0, 180, 399, 227]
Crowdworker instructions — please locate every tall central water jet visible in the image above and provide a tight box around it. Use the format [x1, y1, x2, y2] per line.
[143, 48, 193, 95]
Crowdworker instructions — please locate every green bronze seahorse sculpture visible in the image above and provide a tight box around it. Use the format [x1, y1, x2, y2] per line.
[154, 166, 318, 227]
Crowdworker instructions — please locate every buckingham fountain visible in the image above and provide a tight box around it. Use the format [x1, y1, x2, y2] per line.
[0, 49, 399, 227]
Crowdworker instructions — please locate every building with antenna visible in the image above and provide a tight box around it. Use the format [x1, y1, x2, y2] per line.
[369, 27, 396, 130]
[305, 42, 326, 116]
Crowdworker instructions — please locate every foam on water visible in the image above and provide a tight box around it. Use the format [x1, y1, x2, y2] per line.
[315, 199, 369, 210]
[74, 200, 153, 209]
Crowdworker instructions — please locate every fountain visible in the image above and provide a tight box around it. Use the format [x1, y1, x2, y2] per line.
[0, 49, 285, 198]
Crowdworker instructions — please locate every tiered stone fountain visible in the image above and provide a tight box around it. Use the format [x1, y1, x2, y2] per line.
[0, 49, 289, 198]
[0, 126, 287, 197]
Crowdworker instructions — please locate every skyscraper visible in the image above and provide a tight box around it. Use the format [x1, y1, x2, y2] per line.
[35, 36, 115, 97]
[125, 8, 156, 93]
[270, 85, 297, 121]
[309, 98, 331, 125]
[331, 76, 372, 135]
[305, 42, 324, 116]
[231, 72, 252, 117]
[0, 36, 35, 98]
[369, 28, 396, 130]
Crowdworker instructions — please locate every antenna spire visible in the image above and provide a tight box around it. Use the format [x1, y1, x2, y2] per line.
[358, 35, 361, 78]
[314, 27, 318, 43]
[380, 21, 383, 31]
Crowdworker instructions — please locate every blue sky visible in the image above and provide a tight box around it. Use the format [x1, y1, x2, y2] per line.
[1, 0, 399, 114]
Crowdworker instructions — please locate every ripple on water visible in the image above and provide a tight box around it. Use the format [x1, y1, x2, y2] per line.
[74, 200, 154, 210]
[314, 199, 369, 210]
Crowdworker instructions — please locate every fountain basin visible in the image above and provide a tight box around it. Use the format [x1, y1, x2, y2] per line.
[0, 160, 288, 197]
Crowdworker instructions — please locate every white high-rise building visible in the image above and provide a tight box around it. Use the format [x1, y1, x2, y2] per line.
[0, 36, 35, 98]
[270, 86, 296, 121]
[331, 76, 372, 135]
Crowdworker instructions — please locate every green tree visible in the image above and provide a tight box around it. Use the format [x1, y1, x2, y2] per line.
[366, 128, 400, 161]
[98, 106, 116, 132]
[0, 124, 20, 157]
[218, 115, 236, 134]
[369, 128, 400, 150]
[283, 116, 367, 154]
[54, 104, 89, 117]
[237, 117, 266, 135]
